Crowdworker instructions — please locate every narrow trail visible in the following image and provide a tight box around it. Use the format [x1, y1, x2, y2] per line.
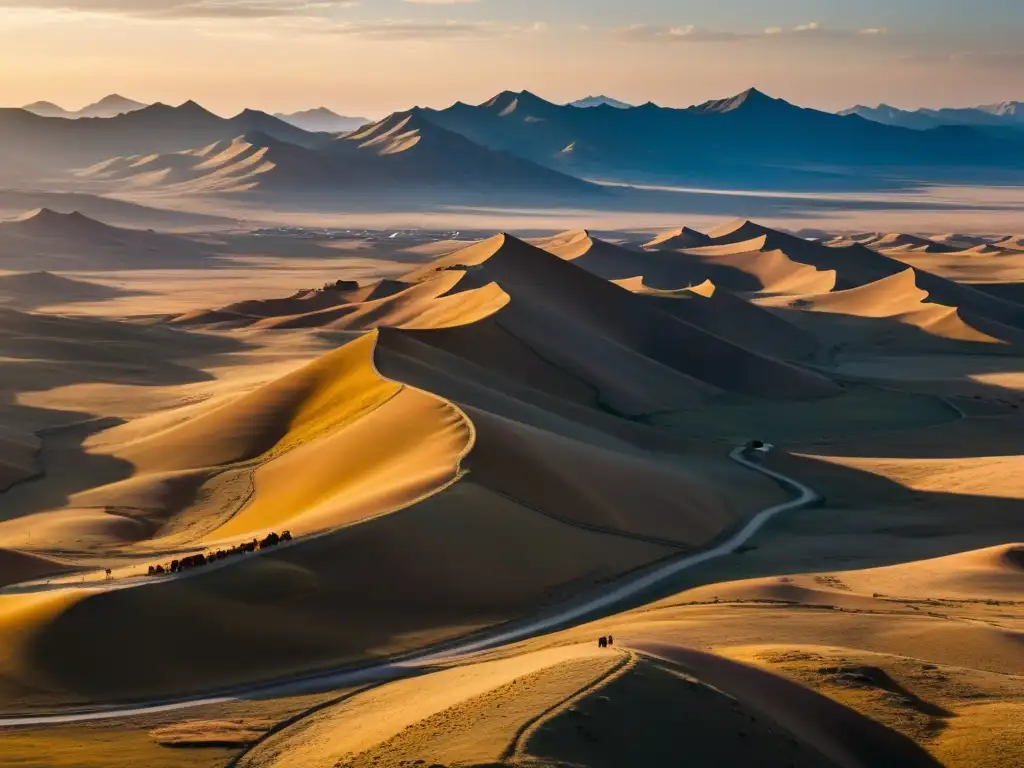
[503, 650, 636, 762]
[0, 445, 820, 728]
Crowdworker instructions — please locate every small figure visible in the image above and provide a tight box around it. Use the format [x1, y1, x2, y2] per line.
[607, 635, 614, 646]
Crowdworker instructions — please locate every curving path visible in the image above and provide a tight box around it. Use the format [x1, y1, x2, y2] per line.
[0, 446, 820, 728]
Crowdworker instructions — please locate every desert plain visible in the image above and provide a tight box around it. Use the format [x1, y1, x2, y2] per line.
[0, 88, 1023, 768]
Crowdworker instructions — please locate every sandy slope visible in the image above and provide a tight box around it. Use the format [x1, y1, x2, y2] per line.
[0, 271, 138, 311]
[616, 276, 820, 360]
[993, 235, 1024, 251]
[0, 427, 39, 491]
[0, 209, 215, 270]
[677, 236, 839, 294]
[75, 136, 276, 195]
[644, 225, 713, 250]
[762, 268, 1024, 348]
[239, 647, 854, 768]
[404, 234, 840, 402]
[237, 645, 618, 768]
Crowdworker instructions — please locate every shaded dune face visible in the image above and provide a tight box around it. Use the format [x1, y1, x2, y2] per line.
[402, 233, 840, 401]
[0, 208, 213, 270]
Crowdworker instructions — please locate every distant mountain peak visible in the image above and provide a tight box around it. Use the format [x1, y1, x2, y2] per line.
[7, 207, 112, 233]
[570, 95, 633, 109]
[690, 87, 784, 114]
[177, 100, 215, 116]
[273, 107, 370, 133]
[482, 89, 556, 115]
[22, 100, 62, 110]
[978, 100, 1023, 118]
[288, 107, 338, 118]
[91, 94, 143, 108]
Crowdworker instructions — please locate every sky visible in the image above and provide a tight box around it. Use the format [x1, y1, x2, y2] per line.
[1, 0, 1023, 117]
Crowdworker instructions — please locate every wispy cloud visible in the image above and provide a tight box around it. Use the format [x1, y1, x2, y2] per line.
[316, 18, 546, 40]
[615, 21, 889, 43]
[318, 19, 490, 39]
[0, 0, 358, 19]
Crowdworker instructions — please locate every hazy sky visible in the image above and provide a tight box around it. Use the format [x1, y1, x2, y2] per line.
[2, 0, 1023, 117]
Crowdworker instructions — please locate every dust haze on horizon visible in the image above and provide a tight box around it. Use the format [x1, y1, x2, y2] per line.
[2, 0, 1024, 117]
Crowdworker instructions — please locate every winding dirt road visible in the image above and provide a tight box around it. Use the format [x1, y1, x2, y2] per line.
[0, 446, 819, 727]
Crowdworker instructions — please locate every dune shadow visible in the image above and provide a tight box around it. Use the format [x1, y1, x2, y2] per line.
[0, 416, 137, 528]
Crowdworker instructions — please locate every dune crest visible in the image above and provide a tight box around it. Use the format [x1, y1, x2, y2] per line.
[644, 225, 713, 250]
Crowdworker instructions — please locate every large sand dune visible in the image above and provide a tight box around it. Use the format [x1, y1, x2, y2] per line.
[615, 277, 820, 360]
[0, 271, 138, 310]
[644, 225, 714, 250]
[0, 208, 215, 269]
[404, 234, 840, 402]
[763, 268, 1024, 349]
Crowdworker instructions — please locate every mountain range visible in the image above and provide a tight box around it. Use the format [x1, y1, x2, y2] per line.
[569, 95, 633, 109]
[273, 107, 371, 133]
[841, 101, 1024, 131]
[21, 94, 148, 119]
[5, 87, 1024, 201]
[418, 88, 1024, 188]
[71, 110, 601, 204]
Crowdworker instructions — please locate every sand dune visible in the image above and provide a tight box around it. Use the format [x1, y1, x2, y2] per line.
[675, 236, 839, 294]
[932, 233, 996, 248]
[615, 277, 820, 360]
[944, 244, 1006, 256]
[238, 645, 617, 768]
[833, 543, 1024, 601]
[239, 646, 852, 768]
[696, 220, 1024, 332]
[0, 427, 39, 491]
[405, 234, 839, 402]
[781, 269, 931, 318]
[3, 207, 125, 239]
[869, 233, 957, 253]
[643, 225, 713, 250]
[0, 549, 69, 588]
[0, 306, 238, 432]
[0, 270, 137, 310]
[0, 208, 213, 269]
[256, 276, 508, 332]
[2, 213, 1023, 768]
[172, 274, 507, 333]
[462, 406, 741, 544]
[671, 541, 1024, 607]
[993, 235, 1024, 251]
[764, 268, 1024, 347]
[533, 229, 718, 289]
[0, 224, 816, 709]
